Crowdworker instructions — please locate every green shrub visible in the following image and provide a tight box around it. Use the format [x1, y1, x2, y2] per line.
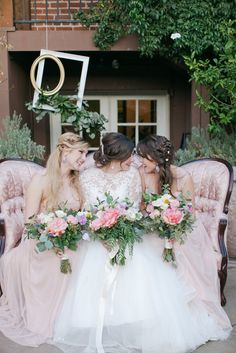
[175, 127, 236, 166]
[0, 112, 45, 161]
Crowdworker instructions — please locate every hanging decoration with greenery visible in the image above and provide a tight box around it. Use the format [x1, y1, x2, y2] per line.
[26, 92, 108, 140]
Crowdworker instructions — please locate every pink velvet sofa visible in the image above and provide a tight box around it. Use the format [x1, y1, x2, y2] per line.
[0, 157, 234, 306]
[0, 159, 44, 255]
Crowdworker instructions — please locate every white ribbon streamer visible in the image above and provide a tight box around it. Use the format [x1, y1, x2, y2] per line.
[95, 245, 120, 353]
[164, 238, 173, 249]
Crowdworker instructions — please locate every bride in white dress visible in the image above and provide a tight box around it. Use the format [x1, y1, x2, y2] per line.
[52, 133, 231, 353]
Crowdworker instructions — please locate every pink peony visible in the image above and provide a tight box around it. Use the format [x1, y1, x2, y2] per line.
[48, 218, 68, 236]
[67, 215, 79, 225]
[161, 208, 183, 225]
[102, 208, 120, 228]
[90, 218, 105, 231]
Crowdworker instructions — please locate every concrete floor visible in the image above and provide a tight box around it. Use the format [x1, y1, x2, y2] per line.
[0, 262, 236, 353]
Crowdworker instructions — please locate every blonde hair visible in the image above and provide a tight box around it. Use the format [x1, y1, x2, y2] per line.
[45, 132, 88, 209]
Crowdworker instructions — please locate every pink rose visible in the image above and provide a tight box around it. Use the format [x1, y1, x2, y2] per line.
[161, 208, 183, 225]
[67, 215, 79, 225]
[102, 208, 120, 228]
[170, 199, 180, 209]
[48, 218, 68, 236]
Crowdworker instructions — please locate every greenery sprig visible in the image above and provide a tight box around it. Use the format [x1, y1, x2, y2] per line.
[26, 92, 108, 139]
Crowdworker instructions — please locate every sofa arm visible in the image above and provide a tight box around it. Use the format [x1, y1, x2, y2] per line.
[0, 213, 6, 256]
[218, 213, 228, 306]
[218, 215, 228, 257]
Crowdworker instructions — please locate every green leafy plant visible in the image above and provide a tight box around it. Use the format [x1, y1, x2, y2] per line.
[0, 112, 45, 161]
[26, 93, 108, 140]
[184, 20, 236, 133]
[76, 0, 236, 60]
[175, 127, 236, 166]
[77, 1, 236, 132]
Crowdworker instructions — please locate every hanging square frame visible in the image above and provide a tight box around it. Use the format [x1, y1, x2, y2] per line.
[31, 49, 89, 110]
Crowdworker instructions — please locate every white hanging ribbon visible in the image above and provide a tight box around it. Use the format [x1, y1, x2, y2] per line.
[95, 245, 119, 353]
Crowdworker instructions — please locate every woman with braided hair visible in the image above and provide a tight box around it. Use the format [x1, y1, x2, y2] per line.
[0, 132, 88, 346]
[137, 134, 231, 333]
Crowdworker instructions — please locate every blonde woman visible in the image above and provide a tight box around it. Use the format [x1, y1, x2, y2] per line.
[0, 133, 88, 347]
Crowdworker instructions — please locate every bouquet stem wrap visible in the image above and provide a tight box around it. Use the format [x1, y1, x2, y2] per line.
[162, 238, 176, 266]
[55, 249, 72, 274]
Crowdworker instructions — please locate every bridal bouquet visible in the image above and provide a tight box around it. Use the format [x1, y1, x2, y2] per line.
[88, 192, 144, 266]
[143, 186, 195, 265]
[25, 207, 89, 273]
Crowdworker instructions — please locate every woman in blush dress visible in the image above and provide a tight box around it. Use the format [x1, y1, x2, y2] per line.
[52, 132, 231, 353]
[0, 132, 88, 346]
[136, 134, 232, 332]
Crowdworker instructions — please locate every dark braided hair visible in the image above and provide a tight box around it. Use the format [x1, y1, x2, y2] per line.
[136, 135, 174, 190]
[94, 132, 134, 167]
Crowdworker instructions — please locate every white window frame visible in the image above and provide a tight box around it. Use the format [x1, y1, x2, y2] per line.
[49, 94, 169, 151]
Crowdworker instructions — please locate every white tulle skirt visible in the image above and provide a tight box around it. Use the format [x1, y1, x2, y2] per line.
[52, 235, 231, 353]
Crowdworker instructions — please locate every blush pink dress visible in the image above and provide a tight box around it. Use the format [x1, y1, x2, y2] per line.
[149, 166, 231, 329]
[0, 196, 81, 346]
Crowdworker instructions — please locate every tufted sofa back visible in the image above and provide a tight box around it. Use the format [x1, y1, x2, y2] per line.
[181, 158, 233, 267]
[0, 159, 44, 254]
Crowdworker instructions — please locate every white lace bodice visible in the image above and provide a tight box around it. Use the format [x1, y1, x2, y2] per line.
[80, 166, 142, 209]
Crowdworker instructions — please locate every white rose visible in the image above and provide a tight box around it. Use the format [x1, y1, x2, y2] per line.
[37, 212, 55, 224]
[55, 210, 67, 218]
[125, 208, 137, 222]
[170, 32, 181, 40]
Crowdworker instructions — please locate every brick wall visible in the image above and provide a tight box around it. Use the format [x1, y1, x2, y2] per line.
[29, 0, 97, 30]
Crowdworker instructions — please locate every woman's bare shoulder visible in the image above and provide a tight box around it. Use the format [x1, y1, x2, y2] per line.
[28, 170, 48, 190]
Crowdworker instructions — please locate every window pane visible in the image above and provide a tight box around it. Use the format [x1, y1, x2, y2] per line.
[118, 126, 135, 143]
[118, 100, 135, 123]
[138, 126, 156, 140]
[138, 100, 156, 123]
[62, 125, 75, 134]
[83, 130, 100, 148]
[83, 100, 100, 147]
[86, 100, 100, 113]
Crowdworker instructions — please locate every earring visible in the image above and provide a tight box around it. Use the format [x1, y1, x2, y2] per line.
[155, 165, 160, 173]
